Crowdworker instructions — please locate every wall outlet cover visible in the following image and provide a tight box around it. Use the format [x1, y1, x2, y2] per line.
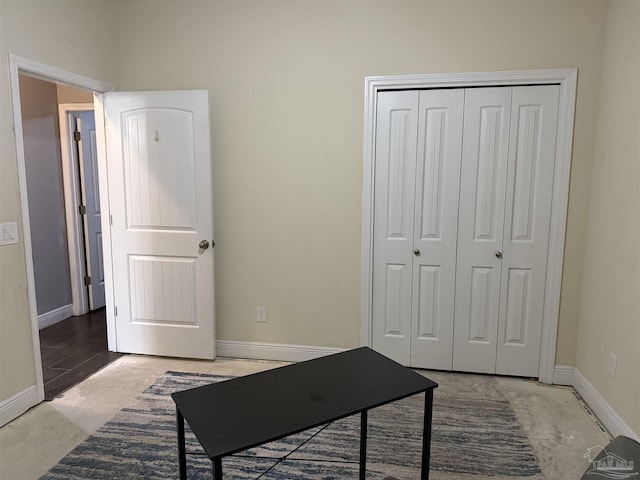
[257, 306, 267, 323]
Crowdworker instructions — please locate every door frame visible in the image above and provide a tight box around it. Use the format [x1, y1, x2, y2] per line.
[360, 69, 578, 384]
[8, 54, 113, 402]
[59, 103, 95, 316]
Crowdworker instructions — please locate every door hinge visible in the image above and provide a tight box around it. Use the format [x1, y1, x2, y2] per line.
[114, 306, 118, 316]
[109, 214, 113, 226]
[73, 131, 81, 142]
[79, 205, 87, 215]
[83, 275, 92, 286]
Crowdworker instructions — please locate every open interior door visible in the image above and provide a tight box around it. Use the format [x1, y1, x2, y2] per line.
[95, 90, 215, 359]
[76, 111, 106, 310]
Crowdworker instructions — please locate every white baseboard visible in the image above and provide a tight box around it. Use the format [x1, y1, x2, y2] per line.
[573, 367, 639, 441]
[0, 385, 39, 427]
[553, 365, 575, 385]
[216, 340, 347, 363]
[38, 304, 73, 329]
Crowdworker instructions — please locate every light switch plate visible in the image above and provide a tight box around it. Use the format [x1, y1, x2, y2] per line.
[0, 222, 19, 246]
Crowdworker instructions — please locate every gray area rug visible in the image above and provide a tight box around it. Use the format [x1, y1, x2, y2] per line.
[41, 371, 544, 479]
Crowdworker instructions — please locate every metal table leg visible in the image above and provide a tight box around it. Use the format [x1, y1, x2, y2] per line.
[421, 390, 434, 480]
[176, 409, 187, 480]
[213, 458, 223, 480]
[360, 409, 368, 480]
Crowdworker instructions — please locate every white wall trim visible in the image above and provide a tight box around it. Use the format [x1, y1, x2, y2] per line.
[361, 69, 578, 384]
[553, 365, 575, 386]
[38, 304, 73, 330]
[216, 340, 347, 363]
[7, 54, 113, 424]
[59, 103, 94, 317]
[573, 367, 640, 441]
[0, 385, 38, 428]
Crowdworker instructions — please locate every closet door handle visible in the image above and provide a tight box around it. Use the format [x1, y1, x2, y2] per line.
[495, 251, 502, 259]
[414, 249, 421, 257]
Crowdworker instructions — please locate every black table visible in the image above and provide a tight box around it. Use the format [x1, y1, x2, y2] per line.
[171, 346, 438, 479]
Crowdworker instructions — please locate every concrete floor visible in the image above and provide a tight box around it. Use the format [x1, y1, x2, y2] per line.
[0, 355, 610, 480]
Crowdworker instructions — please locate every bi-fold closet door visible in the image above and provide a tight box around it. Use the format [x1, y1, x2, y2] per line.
[372, 85, 559, 377]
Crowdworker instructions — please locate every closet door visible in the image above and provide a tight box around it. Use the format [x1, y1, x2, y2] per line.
[410, 89, 464, 370]
[372, 90, 464, 367]
[453, 88, 512, 374]
[496, 85, 559, 376]
[372, 85, 560, 376]
[453, 85, 560, 375]
[371, 91, 419, 365]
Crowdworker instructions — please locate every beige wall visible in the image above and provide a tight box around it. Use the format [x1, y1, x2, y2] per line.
[112, 1, 606, 358]
[3, 0, 633, 429]
[576, 0, 640, 434]
[56, 84, 94, 105]
[0, 1, 116, 402]
[19, 75, 73, 316]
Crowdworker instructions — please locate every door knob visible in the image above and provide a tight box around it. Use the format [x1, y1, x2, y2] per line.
[199, 240, 210, 250]
[495, 251, 502, 259]
[414, 249, 421, 257]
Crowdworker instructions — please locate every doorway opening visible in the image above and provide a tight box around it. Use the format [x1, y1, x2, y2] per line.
[16, 72, 120, 400]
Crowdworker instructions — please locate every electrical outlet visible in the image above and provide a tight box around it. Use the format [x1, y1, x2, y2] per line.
[257, 306, 267, 323]
[608, 353, 617, 378]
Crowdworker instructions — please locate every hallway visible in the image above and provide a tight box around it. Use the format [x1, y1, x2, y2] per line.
[39, 309, 122, 400]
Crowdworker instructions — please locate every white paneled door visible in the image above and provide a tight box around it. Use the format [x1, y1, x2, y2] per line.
[77, 111, 105, 310]
[454, 86, 559, 376]
[372, 85, 560, 377]
[101, 91, 215, 359]
[495, 86, 559, 376]
[372, 89, 464, 369]
[371, 90, 418, 365]
[453, 87, 512, 373]
[410, 90, 464, 370]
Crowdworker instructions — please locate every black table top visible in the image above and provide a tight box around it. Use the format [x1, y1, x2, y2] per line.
[171, 347, 437, 460]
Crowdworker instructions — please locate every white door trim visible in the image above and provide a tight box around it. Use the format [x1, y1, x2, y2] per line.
[8, 54, 113, 409]
[59, 103, 94, 316]
[92, 94, 117, 350]
[361, 69, 578, 384]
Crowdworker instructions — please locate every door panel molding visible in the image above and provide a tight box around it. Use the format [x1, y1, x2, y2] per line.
[361, 69, 578, 383]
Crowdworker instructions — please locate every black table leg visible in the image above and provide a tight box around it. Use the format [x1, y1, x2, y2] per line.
[213, 458, 223, 480]
[360, 409, 368, 480]
[176, 409, 187, 480]
[421, 390, 434, 480]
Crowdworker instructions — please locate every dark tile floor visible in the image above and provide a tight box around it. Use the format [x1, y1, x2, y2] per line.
[39, 308, 122, 400]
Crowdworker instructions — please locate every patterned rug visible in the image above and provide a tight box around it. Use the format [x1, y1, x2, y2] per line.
[41, 371, 545, 479]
